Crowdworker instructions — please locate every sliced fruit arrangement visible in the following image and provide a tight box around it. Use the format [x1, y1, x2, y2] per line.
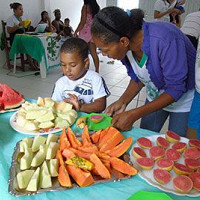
[156, 158, 174, 171]
[137, 137, 153, 149]
[153, 169, 171, 185]
[173, 163, 193, 176]
[156, 137, 169, 149]
[189, 172, 200, 191]
[0, 83, 24, 110]
[165, 149, 181, 162]
[172, 142, 187, 153]
[173, 175, 193, 193]
[189, 139, 200, 150]
[58, 126, 138, 187]
[183, 147, 200, 160]
[15, 134, 59, 192]
[136, 157, 154, 170]
[15, 97, 77, 131]
[149, 146, 165, 160]
[132, 147, 147, 159]
[131, 133, 200, 194]
[165, 131, 180, 143]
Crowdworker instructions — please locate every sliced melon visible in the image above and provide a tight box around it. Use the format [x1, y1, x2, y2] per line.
[37, 97, 45, 106]
[38, 121, 54, 129]
[20, 147, 33, 170]
[32, 135, 46, 152]
[24, 120, 39, 131]
[36, 111, 55, 122]
[44, 97, 55, 108]
[39, 161, 52, 189]
[48, 159, 59, 177]
[31, 144, 48, 167]
[26, 110, 47, 120]
[26, 167, 40, 192]
[46, 142, 60, 160]
[16, 170, 35, 189]
[46, 134, 59, 145]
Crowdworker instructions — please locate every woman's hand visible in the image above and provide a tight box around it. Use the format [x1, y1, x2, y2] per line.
[19, 21, 25, 27]
[111, 109, 139, 131]
[64, 94, 80, 111]
[104, 100, 127, 117]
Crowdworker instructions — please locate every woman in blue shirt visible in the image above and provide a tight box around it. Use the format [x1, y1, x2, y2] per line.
[91, 7, 196, 136]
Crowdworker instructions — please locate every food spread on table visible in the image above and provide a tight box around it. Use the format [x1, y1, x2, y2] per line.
[76, 113, 112, 131]
[0, 84, 25, 112]
[9, 126, 137, 196]
[130, 131, 200, 196]
[12, 97, 77, 132]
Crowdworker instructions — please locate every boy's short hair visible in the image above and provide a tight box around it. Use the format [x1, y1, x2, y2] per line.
[61, 38, 89, 61]
[65, 18, 70, 22]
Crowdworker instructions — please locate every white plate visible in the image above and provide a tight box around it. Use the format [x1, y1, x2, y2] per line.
[0, 108, 20, 114]
[10, 112, 62, 136]
[130, 135, 200, 197]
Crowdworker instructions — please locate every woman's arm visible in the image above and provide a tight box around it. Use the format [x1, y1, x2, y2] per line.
[104, 79, 144, 116]
[154, 8, 174, 19]
[112, 93, 174, 131]
[74, 5, 87, 36]
[7, 21, 25, 34]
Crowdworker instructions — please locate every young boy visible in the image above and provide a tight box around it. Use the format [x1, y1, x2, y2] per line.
[52, 38, 110, 113]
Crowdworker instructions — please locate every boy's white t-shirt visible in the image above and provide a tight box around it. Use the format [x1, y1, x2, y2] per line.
[52, 70, 110, 103]
[154, 0, 170, 22]
[6, 14, 25, 28]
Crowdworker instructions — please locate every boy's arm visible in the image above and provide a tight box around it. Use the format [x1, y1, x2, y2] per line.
[80, 96, 106, 113]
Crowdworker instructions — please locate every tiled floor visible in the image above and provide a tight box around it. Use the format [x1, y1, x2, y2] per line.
[0, 53, 168, 133]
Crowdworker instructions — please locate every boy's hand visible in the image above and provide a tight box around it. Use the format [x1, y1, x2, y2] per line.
[64, 94, 80, 111]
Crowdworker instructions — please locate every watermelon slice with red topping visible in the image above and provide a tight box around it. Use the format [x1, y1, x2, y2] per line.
[0, 84, 24, 110]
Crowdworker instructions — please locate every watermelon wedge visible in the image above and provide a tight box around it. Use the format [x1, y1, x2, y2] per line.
[0, 84, 24, 110]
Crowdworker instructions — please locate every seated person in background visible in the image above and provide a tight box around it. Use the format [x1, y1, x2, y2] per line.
[7, 2, 38, 70]
[52, 38, 110, 113]
[7, 2, 30, 45]
[64, 18, 74, 35]
[39, 11, 56, 33]
[58, 26, 73, 43]
[52, 9, 64, 34]
[181, 8, 200, 49]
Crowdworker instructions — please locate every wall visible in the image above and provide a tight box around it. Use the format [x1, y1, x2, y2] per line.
[49, 0, 106, 30]
[0, 0, 42, 67]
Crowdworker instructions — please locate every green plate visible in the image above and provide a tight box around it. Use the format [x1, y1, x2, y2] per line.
[85, 113, 112, 131]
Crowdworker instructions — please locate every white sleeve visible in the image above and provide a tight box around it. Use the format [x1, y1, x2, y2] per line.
[154, 1, 164, 12]
[51, 82, 63, 102]
[92, 75, 110, 100]
[6, 16, 14, 27]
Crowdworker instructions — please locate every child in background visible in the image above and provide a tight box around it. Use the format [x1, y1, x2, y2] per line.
[60, 26, 73, 44]
[64, 18, 74, 34]
[52, 38, 110, 113]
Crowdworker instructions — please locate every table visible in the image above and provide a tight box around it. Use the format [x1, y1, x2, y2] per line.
[9, 33, 61, 78]
[0, 111, 199, 200]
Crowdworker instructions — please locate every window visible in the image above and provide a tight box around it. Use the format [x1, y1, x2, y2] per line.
[117, 0, 139, 10]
